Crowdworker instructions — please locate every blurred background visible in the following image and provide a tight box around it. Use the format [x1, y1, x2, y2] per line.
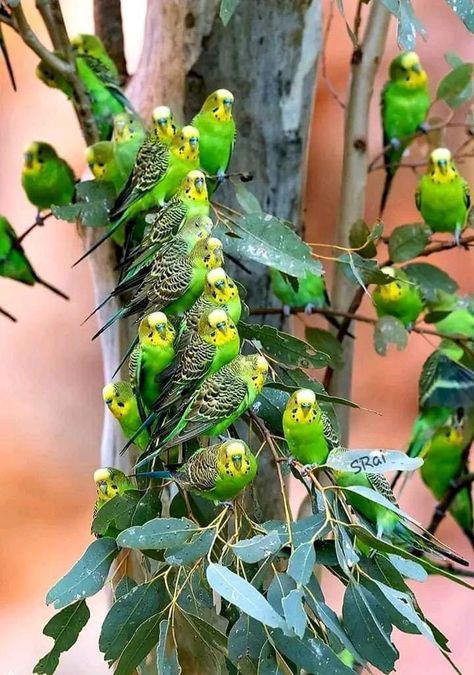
[0, 1, 472, 672]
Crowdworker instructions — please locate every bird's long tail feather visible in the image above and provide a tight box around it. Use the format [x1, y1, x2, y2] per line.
[36, 275, 69, 300]
[73, 216, 126, 267]
[92, 306, 128, 340]
[396, 522, 468, 567]
[379, 169, 395, 216]
[112, 336, 139, 378]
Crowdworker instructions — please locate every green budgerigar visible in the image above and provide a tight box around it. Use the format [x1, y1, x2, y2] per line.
[427, 291, 474, 339]
[154, 308, 240, 411]
[373, 266, 424, 328]
[71, 34, 120, 80]
[136, 354, 269, 467]
[102, 381, 150, 450]
[111, 112, 147, 179]
[380, 51, 430, 212]
[416, 148, 471, 243]
[192, 89, 236, 193]
[419, 342, 474, 410]
[93, 467, 135, 512]
[85, 140, 126, 193]
[140, 439, 257, 503]
[0, 215, 68, 299]
[129, 312, 176, 410]
[151, 105, 179, 144]
[283, 388, 338, 467]
[21, 142, 75, 214]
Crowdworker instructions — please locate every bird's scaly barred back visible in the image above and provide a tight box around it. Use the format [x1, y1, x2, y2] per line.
[142, 197, 189, 249]
[321, 411, 340, 451]
[177, 445, 220, 491]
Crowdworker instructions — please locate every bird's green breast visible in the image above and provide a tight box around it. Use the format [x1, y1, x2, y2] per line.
[194, 113, 235, 176]
[420, 432, 464, 498]
[335, 471, 398, 534]
[283, 409, 329, 465]
[383, 82, 430, 142]
[418, 175, 468, 232]
[211, 337, 240, 375]
[0, 248, 35, 284]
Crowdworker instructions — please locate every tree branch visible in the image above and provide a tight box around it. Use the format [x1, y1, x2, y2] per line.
[93, 0, 128, 81]
[327, 0, 390, 444]
[0, 306, 17, 322]
[35, 0, 63, 50]
[427, 470, 474, 538]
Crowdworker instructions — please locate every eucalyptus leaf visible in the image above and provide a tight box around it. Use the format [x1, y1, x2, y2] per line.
[312, 601, 363, 664]
[371, 580, 435, 643]
[207, 563, 289, 631]
[291, 513, 328, 546]
[52, 180, 115, 228]
[267, 573, 297, 615]
[46, 538, 119, 610]
[281, 589, 307, 638]
[305, 327, 344, 369]
[374, 316, 408, 356]
[234, 181, 262, 213]
[403, 262, 458, 301]
[387, 554, 428, 582]
[443, 52, 474, 107]
[228, 614, 266, 667]
[117, 517, 196, 550]
[349, 219, 378, 259]
[157, 619, 181, 674]
[178, 611, 228, 655]
[253, 387, 288, 435]
[114, 613, 162, 675]
[33, 601, 90, 675]
[271, 630, 355, 675]
[388, 223, 430, 262]
[91, 492, 141, 536]
[217, 213, 322, 278]
[445, 0, 474, 31]
[239, 321, 329, 369]
[436, 62, 474, 108]
[231, 531, 282, 563]
[326, 448, 422, 474]
[267, 372, 360, 408]
[341, 485, 418, 524]
[164, 528, 215, 566]
[287, 542, 316, 586]
[338, 253, 393, 286]
[257, 642, 288, 675]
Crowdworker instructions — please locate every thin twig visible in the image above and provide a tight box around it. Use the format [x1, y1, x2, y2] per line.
[321, 0, 346, 110]
[35, 0, 63, 50]
[0, 307, 17, 322]
[427, 471, 474, 536]
[17, 211, 52, 243]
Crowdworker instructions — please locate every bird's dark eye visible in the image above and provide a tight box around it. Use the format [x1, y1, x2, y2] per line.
[118, 402, 125, 408]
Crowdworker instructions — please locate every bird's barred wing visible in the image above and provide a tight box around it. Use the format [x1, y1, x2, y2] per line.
[111, 137, 169, 216]
[420, 352, 474, 410]
[128, 345, 141, 387]
[178, 444, 220, 491]
[81, 54, 120, 86]
[131, 247, 192, 310]
[321, 411, 340, 450]
[463, 178, 471, 211]
[366, 472, 398, 505]
[143, 199, 188, 249]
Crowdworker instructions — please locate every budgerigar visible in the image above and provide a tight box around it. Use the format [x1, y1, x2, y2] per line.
[136, 354, 269, 466]
[419, 342, 474, 410]
[71, 34, 119, 80]
[151, 105, 179, 144]
[0, 215, 68, 299]
[85, 141, 125, 192]
[94, 467, 135, 512]
[140, 440, 257, 503]
[76, 127, 201, 264]
[21, 142, 75, 215]
[154, 308, 240, 411]
[129, 312, 176, 410]
[416, 148, 471, 244]
[93, 236, 224, 339]
[283, 389, 338, 467]
[380, 51, 430, 213]
[102, 381, 150, 450]
[192, 89, 236, 193]
[111, 112, 147, 179]
[427, 291, 474, 338]
[373, 266, 424, 328]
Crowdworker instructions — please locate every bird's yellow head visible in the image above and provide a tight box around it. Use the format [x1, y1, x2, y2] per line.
[71, 34, 106, 58]
[112, 113, 143, 143]
[102, 381, 134, 420]
[440, 426, 464, 448]
[218, 440, 253, 478]
[22, 142, 56, 174]
[94, 467, 129, 503]
[36, 54, 72, 94]
[85, 142, 113, 180]
[390, 51, 428, 89]
[138, 311, 175, 347]
[180, 170, 208, 202]
[377, 267, 408, 303]
[196, 236, 224, 270]
[245, 354, 269, 391]
[201, 308, 237, 346]
[184, 215, 214, 241]
[428, 147, 458, 183]
[205, 268, 238, 304]
[286, 388, 319, 424]
[172, 125, 200, 160]
[152, 106, 177, 144]
[201, 89, 235, 122]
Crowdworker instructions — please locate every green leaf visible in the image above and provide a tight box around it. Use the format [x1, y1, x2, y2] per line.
[52, 180, 115, 228]
[157, 619, 181, 674]
[326, 448, 422, 474]
[164, 528, 215, 566]
[234, 181, 262, 214]
[91, 492, 141, 536]
[46, 538, 119, 610]
[281, 589, 307, 639]
[228, 614, 266, 669]
[239, 322, 329, 369]
[114, 613, 162, 675]
[445, 0, 474, 31]
[131, 485, 162, 525]
[342, 583, 398, 673]
[387, 554, 428, 582]
[444, 52, 474, 107]
[338, 253, 393, 286]
[206, 563, 289, 631]
[217, 213, 322, 279]
[267, 573, 297, 616]
[287, 542, 316, 586]
[220, 0, 240, 25]
[437, 62, 474, 108]
[388, 223, 430, 262]
[115, 577, 137, 599]
[271, 630, 354, 675]
[175, 610, 228, 673]
[177, 611, 228, 655]
[99, 579, 166, 661]
[312, 600, 363, 663]
[254, 387, 287, 435]
[33, 601, 90, 675]
[374, 316, 408, 356]
[349, 219, 378, 259]
[117, 517, 196, 550]
[305, 327, 344, 369]
[257, 642, 289, 675]
[231, 531, 282, 564]
[177, 569, 214, 614]
[340, 485, 416, 523]
[371, 580, 435, 643]
[380, 0, 426, 50]
[403, 262, 458, 302]
[291, 513, 328, 546]
[267, 371, 360, 408]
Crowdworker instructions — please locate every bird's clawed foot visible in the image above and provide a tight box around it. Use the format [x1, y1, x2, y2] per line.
[304, 303, 315, 316]
[417, 122, 429, 134]
[300, 463, 318, 477]
[219, 500, 234, 510]
[390, 137, 401, 150]
[282, 304, 291, 317]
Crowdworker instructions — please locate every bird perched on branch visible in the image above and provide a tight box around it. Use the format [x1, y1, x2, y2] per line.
[136, 354, 269, 466]
[102, 381, 150, 450]
[0, 215, 68, 299]
[419, 342, 474, 411]
[129, 312, 176, 411]
[85, 140, 125, 193]
[111, 112, 147, 179]
[93, 467, 135, 512]
[380, 51, 430, 213]
[21, 142, 75, 217]
[140, 440, 257, 503]
[71, 34, 120, 81]
[373, 266, 424, 328]
[415, 147, 471, 244]
[192, 89, 236, 193]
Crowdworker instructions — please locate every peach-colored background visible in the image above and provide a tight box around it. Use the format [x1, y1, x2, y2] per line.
[0, 1, 473, 673]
